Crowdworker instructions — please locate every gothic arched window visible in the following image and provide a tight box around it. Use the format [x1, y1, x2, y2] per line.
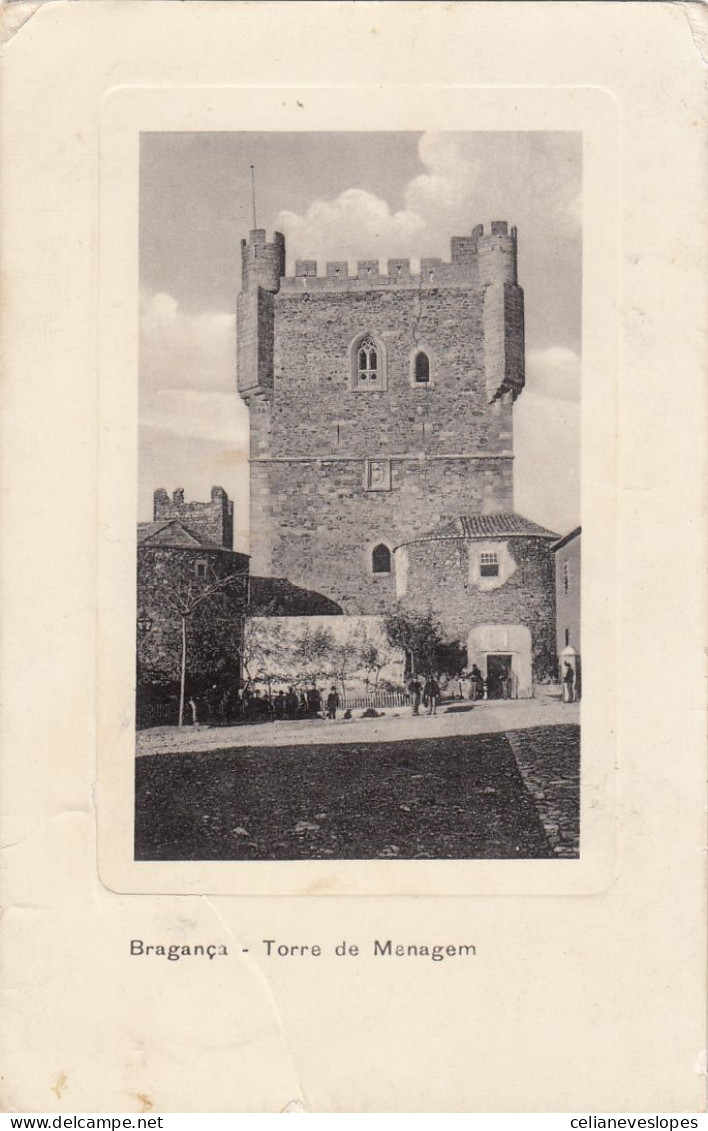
[358, 337, 379, 384]
[351, 334, 387, 390]
[414, 350, 430, 384]
[372, 543, 392, 574]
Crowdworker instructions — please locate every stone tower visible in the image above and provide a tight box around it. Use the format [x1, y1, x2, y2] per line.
[152, 485, 234, 550]
[236, 223, 525, 615]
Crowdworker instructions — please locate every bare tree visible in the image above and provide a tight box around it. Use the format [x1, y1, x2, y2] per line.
[293, 625, 336, 685]
[160, 563, 248, 726]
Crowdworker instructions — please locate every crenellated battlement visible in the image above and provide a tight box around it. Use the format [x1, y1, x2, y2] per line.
[240, 229, 286, 292]
[152, 485, 235, 550]
[274, 223, 518, 290]
[238, 219, 523, 405]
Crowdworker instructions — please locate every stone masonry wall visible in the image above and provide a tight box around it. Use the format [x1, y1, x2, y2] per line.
[267, 287, 511, 455]
[247, 283, 516, 602]
[253, 456, 514, 614]
[137, 546, 249, 684]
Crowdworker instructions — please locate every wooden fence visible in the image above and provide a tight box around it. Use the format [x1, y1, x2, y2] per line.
[339, 690, 409, 710]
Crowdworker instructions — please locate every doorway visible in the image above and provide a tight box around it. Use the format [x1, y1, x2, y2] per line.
[468, 625, 532, 699]
[486, 654, 513, 699]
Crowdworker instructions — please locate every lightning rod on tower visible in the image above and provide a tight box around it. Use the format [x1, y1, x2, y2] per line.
[250, 165, 257, 230]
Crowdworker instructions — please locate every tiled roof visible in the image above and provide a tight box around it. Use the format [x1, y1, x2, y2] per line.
[137, 519, 222, 549]
[396, 513, 559, 548]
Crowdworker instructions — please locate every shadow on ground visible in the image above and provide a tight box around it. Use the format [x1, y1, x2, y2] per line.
[135, 728, 579, 861]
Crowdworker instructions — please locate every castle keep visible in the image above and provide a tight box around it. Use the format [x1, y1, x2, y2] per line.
[237, 223, 557, 692]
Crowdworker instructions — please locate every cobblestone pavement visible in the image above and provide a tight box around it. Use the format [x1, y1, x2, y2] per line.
[135, 732, 557, 861]
[505, 725, 580, 857]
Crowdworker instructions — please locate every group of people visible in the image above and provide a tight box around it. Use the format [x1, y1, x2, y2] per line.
[406, 674, 442, 716]
[240, 683, 342, 722]
[446, 664, 486, 701]
[405, 663, 519, 714]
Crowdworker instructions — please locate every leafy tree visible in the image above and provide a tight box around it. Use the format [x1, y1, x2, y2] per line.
[435, 638, 468, 678]
[293, 623, 386, 698]
[357, 631, 387, 690]
[383, 610, 445, 677]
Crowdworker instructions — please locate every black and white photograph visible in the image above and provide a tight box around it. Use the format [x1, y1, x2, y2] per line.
[135, 130, 583, 863]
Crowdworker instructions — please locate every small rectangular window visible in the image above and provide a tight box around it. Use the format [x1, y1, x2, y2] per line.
[195, 559, 207, 579]
[563, 560, 570, 593]
[480, 552, 499, 578]
[565, 628, 570, 647]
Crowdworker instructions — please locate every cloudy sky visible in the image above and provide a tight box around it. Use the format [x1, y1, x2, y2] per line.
[140, 131, 581, 547]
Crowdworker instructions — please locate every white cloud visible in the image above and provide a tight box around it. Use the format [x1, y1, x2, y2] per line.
[276, 131, 581, 266]
[515, 358, 581, 535]
[403, 132, 478, 221]
[526, 347, 581, 402]
[139, 289, 247, 455]
[140, 291, 235, 394]
[141, 388, 248, 448]
[276, 189, 425, 264]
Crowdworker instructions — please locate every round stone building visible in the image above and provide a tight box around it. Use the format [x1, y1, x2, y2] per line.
[393, 513, 558, 698]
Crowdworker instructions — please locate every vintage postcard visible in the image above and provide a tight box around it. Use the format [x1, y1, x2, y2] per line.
[1, 0, 705, 1114]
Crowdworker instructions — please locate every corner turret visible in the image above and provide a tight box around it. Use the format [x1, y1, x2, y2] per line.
[237, 230, 284, 402]
[480, 223, 524, 403]
[240, 229, 285, 293]
[476, 221, 518, 287]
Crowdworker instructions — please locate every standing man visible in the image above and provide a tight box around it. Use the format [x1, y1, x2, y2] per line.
[326, 686, 340, 720]
[563, 662, 575, 703]
[285, 686, 299, 719]
[470, 664, 483, 701]
[424, 674, 440, 716]
[407, 675, 422, 716]
[307, 684, 322, 716]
